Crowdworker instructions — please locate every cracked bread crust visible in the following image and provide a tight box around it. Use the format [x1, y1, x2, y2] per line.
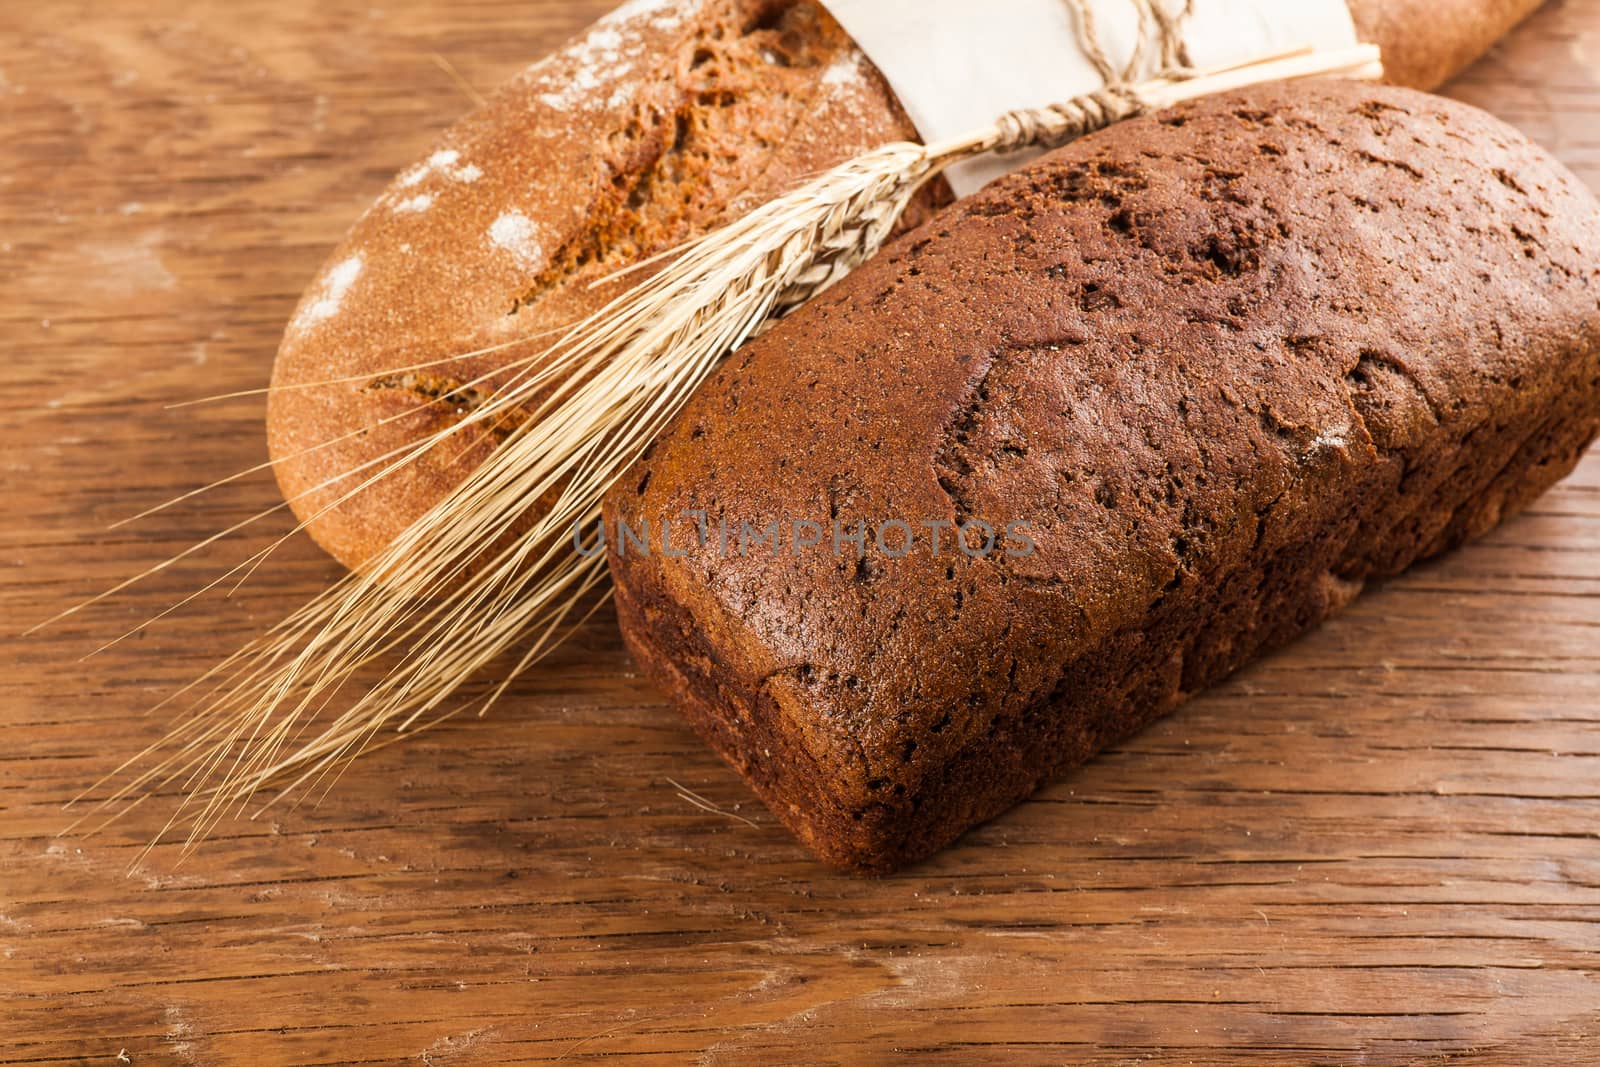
[266, 0, 947, 572]
[605, 80, 1600, 874]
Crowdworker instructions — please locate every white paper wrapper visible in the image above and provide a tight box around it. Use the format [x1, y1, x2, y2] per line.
[822, 0, 1359, 194]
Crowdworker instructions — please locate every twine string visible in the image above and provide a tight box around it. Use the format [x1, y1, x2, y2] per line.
[1143, 0, 1197, 73]
[987, 0, 1197, 156]
[990, 86, 1144, 153]
[1066, 0, 1196, 81]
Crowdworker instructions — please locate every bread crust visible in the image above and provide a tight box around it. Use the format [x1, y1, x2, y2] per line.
[267, 0, 945, 571]
[1349, 0, 1545, 91]
[605, 80, 1600, 872]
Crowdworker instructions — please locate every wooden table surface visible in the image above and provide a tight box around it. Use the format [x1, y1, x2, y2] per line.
[5, 2, 1600, 1064]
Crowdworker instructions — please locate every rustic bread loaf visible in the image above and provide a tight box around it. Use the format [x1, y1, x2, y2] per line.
[603, 79, 1600, 873]
[267, 0, 945, 571]
[268, 0, 1543, 573]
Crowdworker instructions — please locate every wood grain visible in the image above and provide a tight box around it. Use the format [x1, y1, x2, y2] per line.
[3, 1, 1599, 1063]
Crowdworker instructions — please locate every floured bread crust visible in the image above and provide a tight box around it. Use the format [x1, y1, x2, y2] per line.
[268, 0, 947, 571]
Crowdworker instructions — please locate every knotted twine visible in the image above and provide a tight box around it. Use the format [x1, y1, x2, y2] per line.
[989, 0, 1198, 156]
[777, 0, 1240, 307]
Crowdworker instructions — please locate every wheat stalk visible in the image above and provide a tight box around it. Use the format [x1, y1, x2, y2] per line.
[71, 46, 1383, 855]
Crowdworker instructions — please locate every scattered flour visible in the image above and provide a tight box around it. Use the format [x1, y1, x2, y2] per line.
[489, 211, 542, 265]
[163, 1005, 198, 1064]
[609, 0, 683, 31]
[299, 255, 362, 326]
[586, 27, 625, 54]
[1311, 423, 1351, 452]
[392, 193, 434, 214]
[818, 52, 870, 116]
[396, 148, 482, 190]
[78, 233, 175, 296]
[532, 8, 656, 111]
[821, 53, 865, 89]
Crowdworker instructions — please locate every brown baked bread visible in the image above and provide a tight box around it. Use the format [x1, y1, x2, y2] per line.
[267, 0, 945, 572]
[603, 79, 1600, 873]
[268, 0, 1544, 574]
[1347, 0, 1543, 91]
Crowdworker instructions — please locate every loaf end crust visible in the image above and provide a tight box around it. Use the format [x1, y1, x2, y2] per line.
[1349, 0, 1546, 91]
[606, 80, 1600, 873]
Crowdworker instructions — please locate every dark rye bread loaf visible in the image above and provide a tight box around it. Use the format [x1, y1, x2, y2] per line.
[267, 0, 1542, 573]
[604, 80, 1600, 874]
